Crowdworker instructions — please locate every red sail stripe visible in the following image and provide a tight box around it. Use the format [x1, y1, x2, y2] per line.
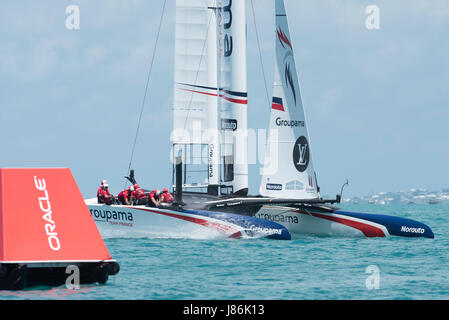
[272, 103, 285, 111]
[180, 89, 247, 105]
[277, 27, 292, 50]
[219, 94, 248, 105]
[181, 88, 217, 97]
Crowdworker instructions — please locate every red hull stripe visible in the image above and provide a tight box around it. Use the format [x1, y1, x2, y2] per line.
[229, 231, 242, 239]
[130, 207, 240, 236]
[293, 210, 386, 237]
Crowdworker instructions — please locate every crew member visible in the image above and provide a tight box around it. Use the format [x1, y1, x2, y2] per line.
[148, 189, 161, 207]
[128, 185, 136, 204]
[97, 180, 107, 203]
[160, 188, 174, 204]
[98, 183, 114, 205]
[118, 186, 134, 205]
[132, 184, 147, 205]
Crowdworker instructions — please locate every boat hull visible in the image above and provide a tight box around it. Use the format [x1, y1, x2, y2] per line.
[255, 206, 434, 238]
[86, 200, 291, 240]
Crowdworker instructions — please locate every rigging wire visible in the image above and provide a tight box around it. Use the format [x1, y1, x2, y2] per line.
[127, 0, 167, 174]
[250, 0, 271, 109]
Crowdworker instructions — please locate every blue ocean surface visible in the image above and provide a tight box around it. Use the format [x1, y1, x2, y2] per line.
[1, 204, 448, 300]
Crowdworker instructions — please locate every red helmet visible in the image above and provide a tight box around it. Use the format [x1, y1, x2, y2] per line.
[134, 184, 139, 189]
[162, 188, 168, 193]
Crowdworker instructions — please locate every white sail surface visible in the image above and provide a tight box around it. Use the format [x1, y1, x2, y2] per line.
[259, 0, 320, 199]
[172, 0, 220, 187]
[218, 0, 249, 195]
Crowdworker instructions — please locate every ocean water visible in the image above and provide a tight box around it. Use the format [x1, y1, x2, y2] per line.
[1, 204, 448, 300]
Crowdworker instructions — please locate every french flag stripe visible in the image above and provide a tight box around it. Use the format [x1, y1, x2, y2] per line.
[272, 97, 284, 111]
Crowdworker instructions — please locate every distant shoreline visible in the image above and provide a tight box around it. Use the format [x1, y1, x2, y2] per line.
[343, 188, 449, 205]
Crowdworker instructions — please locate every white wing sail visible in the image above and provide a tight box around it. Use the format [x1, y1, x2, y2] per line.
[259, 0, 320, 200]
[172, 0, 220, 187]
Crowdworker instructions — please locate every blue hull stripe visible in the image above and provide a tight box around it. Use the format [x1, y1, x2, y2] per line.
[181, 208, 291, 240]
[334, 210, 434, 238]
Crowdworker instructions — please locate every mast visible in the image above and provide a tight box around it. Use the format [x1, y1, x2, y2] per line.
[219, 0, 249, 195]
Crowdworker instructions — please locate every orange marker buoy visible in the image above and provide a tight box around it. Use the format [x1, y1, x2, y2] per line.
[0, 168, 119, 290]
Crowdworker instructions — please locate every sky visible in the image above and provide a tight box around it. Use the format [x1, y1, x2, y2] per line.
[1, 0, 448, 198]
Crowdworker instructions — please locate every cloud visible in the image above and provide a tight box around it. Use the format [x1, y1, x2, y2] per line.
[0, 37, 75, 82]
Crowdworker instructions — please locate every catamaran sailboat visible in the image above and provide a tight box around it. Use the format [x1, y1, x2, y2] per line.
[87, 0, 434, 239]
